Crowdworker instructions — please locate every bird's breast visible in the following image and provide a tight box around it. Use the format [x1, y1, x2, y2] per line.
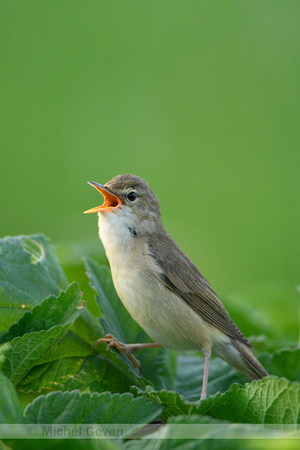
[97, 211, 228, 353]
[97, 211, 156, 323]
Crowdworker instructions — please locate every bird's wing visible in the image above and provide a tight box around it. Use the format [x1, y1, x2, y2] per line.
[148, 230, 253, 348]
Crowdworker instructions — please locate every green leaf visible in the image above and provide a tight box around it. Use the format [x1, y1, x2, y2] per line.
[0, 282, 83, 344]
[0, 235, 68, 332]
[202, 376, 300, 425]
[70, 308, 105, 346]
[0, 326, 70, 385]
[131, 386, 199, 419]
[175, 347, 295, 402]
[35, 331, 92, 365]
[175, 354, 248, 401]
[259, 347, 300, 382]
[58, 238, 109, 322]
[84, 259, 132, 342]
[136, 376, 300, 425]
[18, 355, 143, 394]
[0, 372, 23, 424]
[0, 284, 84, 385]
[84, 258, 174, 390]
[174, 347, 300, 403]
[24, 391, 164, 437]
[124, 415, 299, 449]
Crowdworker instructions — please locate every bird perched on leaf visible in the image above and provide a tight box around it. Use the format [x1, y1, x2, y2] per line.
[85, 174, 268, 399]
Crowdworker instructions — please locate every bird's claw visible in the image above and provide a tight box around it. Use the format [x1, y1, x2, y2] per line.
[92, 334, 142, 375]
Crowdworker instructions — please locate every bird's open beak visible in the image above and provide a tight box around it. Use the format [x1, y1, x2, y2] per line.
[84, 181, 122, 214]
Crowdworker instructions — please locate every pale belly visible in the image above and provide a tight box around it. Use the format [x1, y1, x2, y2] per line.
[98, 211, 228, 355]
[110, 263, 227, 355]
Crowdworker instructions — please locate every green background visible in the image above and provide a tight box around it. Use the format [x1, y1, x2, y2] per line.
[1, 1, 299, 295]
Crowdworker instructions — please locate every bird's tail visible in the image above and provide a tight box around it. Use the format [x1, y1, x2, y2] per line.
[216, 339, 269, 380]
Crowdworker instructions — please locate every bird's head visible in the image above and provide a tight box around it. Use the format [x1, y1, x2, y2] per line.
[84, 174, 162, 235]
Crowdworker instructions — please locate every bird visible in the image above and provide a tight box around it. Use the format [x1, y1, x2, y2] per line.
[84, 174, 268, 399]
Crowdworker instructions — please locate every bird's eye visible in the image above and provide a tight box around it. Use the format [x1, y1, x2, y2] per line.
[127, 191, 137, 202]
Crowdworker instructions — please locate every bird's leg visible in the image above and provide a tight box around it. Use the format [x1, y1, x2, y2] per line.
[92, 334, 162, 375]
[200, 353, 211, 400]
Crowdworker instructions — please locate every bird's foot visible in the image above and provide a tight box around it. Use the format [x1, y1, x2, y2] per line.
[92, 334, 142, 375]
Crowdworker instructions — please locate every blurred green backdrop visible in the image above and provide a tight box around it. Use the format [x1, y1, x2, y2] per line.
[1, 1, 299, 295]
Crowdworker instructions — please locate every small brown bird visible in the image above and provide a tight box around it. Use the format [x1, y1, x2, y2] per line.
[85, 174, 268, 399]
